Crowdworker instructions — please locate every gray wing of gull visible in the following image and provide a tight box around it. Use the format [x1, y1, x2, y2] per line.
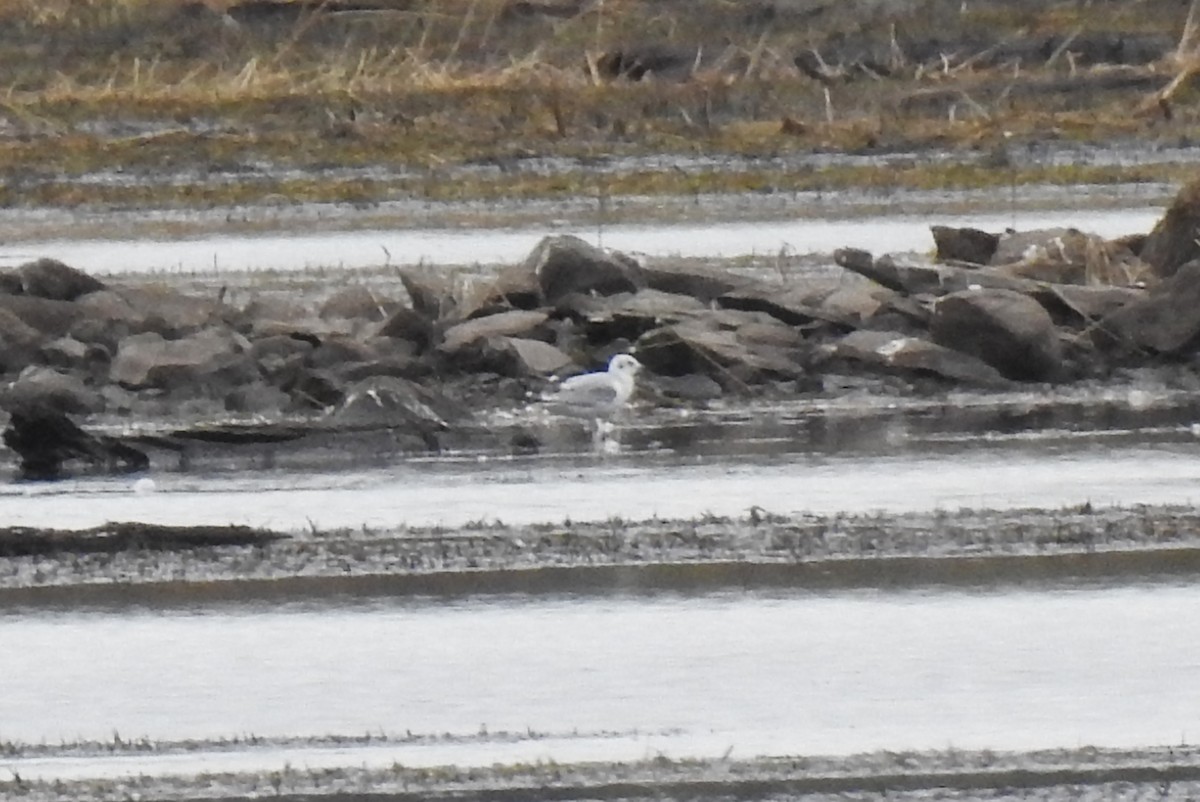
[544, 373, 621, 415]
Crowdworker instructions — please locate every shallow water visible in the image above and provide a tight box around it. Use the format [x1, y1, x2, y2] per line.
[4, 581, 1199, 780]
[2, 435, 1199, 530]
[0, 208, 1162, 274]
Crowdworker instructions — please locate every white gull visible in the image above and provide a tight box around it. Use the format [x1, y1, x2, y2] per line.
[542, 354, 642, 418]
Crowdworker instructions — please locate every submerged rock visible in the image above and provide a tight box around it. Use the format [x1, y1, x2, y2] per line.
[2, 411, 147, 480]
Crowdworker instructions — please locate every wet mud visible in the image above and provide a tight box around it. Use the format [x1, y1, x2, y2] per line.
[7, 742, 1200, 801]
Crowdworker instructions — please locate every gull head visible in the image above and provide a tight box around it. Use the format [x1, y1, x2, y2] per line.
[608, 354, 642, 378]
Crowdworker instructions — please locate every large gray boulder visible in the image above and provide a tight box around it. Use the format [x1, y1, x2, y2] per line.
[1098, 259, 1200, 353]
[1, 366, 104, 416]
[438, 309, 550, 353]
[832, 330, 1011, 388]
[930, 289, 1063, 382]
[16, 258, 106, 301]
[110, 328, 253, 391]
[525, 235, 644, 303]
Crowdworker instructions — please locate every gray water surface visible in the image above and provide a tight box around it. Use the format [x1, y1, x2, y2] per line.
[3, 439, 1199, 530]
[4, 582, 1199, 779]
[0, 208, 1161, 274]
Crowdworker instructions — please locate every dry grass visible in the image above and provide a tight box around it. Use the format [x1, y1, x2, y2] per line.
[0, 0, 1193, 209]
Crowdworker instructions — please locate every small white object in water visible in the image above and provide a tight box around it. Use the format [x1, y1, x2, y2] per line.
[132, 477, 157, 494]
[542, 354, 642, 418]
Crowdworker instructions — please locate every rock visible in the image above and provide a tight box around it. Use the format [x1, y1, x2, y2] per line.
[398, 268, 454, 321]
[110, 328, 252, 390]
[39, 336, 110, 380]
[2, 410, 147, 480]
[992, 229, 1148, 286]
[719, 286, 857, 328]
[377, 306, 435, 351]
[0, 270, 22, 294]
[931, 226, 999, 265]
[1097, 258, 1200, 353]
[1033, 284, 1146, 327]
[653, 372, 724, 402]
[832, 330, 1010, 387]
[0, 306, 46, 373]
[332, 375, 461, 450]
[990, 228, 1077, 265]
[223, 382, 292, 415]
[930, 289, 1063, 381]
[439, 309, 550, 353]
[319, 286, 397, 321]
[1140, 176, 1200, 277]
[835, 248, 1042, 297]
[0, 294, 82, 337]
[88, 285, 223, 336]
[525, 235, 643, 303]
[1, 366, 104, 416]
[567, 289, 709, 343]
[248, 333, 315, 374]
[834, 249, 946, 295]
[503, 337, 576, 375]
[637, 319, 805, 388]
[16, 258, 106, 301]
[456, 264, 542, 319]
[640, 263, 749, 303]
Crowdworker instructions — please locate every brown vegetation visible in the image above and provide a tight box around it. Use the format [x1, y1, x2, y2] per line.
[0, 0, 1194, 208]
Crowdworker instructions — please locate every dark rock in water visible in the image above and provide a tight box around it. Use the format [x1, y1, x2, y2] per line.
[1097, 259, 1200, 353]
[831, 330, 1011, 388]
[525, 235, 643, 303]
[16, 258, 106, 301]
[1140, 176, 1200, 278]
[2, 411, 148, 480]
[931, 289, 1063, 382]
[931, 226, 998, 265]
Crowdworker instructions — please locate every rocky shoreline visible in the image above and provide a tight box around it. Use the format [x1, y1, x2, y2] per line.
[4, 176, 1200, 478]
